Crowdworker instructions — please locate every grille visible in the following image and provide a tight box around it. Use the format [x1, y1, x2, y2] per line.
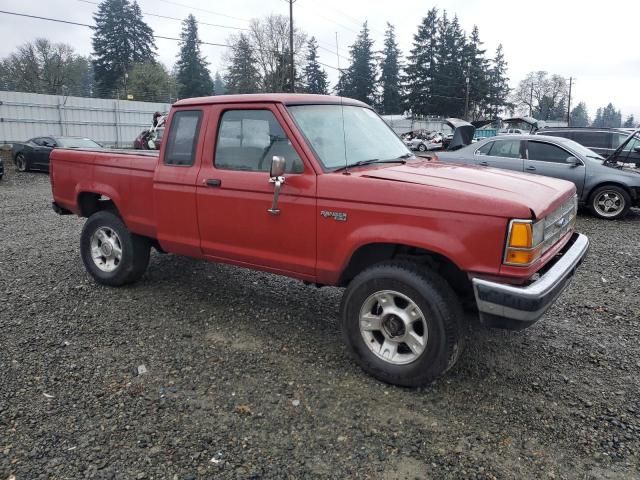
[543, 195, 577, 253]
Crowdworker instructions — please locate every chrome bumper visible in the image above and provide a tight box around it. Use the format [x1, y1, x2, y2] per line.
[472, 233, 589, 325]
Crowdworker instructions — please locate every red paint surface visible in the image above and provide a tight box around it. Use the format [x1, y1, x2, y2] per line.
[50, 95, 576, 285]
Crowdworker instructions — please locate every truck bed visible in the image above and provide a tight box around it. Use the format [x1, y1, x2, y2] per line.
[50, 148, 159, 238]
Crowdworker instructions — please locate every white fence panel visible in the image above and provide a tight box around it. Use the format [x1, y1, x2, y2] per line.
[0, 91, 170, 147]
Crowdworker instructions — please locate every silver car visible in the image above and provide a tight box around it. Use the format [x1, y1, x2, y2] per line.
[437, 134, 640, 219]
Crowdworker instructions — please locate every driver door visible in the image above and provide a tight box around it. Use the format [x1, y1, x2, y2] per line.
[196, 104, 317, 279]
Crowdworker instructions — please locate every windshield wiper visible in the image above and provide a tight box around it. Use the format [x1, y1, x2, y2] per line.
[333, 157, 408, 173]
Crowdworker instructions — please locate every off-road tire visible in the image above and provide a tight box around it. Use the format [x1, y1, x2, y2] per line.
[340, 261, 463, 387]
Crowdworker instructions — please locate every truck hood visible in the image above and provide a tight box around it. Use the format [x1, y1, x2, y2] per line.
[359, 160, 575, 219]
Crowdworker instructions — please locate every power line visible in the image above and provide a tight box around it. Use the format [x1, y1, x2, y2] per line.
[0, 9, 228, 47]
[154, 0, 249, 23]
[78, 0, 250, 31]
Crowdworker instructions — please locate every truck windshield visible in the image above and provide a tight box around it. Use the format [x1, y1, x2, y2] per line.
[288, 104, 411, 171]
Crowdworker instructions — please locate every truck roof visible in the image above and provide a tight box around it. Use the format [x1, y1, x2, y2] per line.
[174, 93, 369, 108]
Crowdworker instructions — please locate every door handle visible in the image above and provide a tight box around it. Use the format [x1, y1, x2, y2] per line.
[479, 161, 489, 166]
[525, 166, 536, 171]
[205, 178, 222, 187]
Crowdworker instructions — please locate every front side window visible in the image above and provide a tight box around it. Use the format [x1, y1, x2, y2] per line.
[287, 104, 410, 170]
[475, 141, 494, 155]
[490, 140, 521, 158]
[215, 110, 303, 173]
[164, 110, 202, 166]
[527, 141, 572, 163]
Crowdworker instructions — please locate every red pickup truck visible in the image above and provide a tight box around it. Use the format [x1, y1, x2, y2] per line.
[50, 94, 589, 387]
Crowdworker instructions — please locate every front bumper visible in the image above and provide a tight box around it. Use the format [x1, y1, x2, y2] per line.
[472, 232, 589, 328]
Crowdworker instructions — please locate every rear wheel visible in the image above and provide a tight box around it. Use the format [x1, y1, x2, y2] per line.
[340, 261, 463, 387]
[418, 143, 427, 152]
[589, 185, 630, 220]
[15, 153, 28, 172]
[80, 211, 150, 286]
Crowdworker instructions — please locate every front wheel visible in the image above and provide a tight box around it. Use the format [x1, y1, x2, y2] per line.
[417, 143, 427, 152]
[80, 211, 150, 286]
[588, 185, 630, 220]
[340, 261, 463, 387]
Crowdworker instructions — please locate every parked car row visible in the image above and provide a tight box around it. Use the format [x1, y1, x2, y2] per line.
[437, 131, 640, 219]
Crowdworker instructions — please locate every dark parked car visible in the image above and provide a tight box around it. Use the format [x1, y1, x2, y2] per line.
[12, 136, 102, 172]
[437, 134, 640, 219]
[537, 128, 640, 166]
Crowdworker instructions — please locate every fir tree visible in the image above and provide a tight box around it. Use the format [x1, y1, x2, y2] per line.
[302, 37, 329, 95]
[379, 23, 403, 114]
[405, 8, 438, 116]
[432, 12, 466, 117]
[175, 15, 213, 98]
[92, 0, 156, 97]
[464, 25, 489, 119]
[224, 33, 261, 94]
[623, 114, 636, 128]
[592, 103, 622, 127]
[213, 72, 226, 95]
[128, 1, 156, 63]
[570, 102, 590, 127]
[487, 44, 510, 117]
[342, 22, 377, 105]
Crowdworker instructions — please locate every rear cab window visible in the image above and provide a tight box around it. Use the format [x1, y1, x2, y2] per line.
[164, 110, 203, 166]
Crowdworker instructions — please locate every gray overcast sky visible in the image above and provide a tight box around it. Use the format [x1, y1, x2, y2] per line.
[1, 0, 639, 119]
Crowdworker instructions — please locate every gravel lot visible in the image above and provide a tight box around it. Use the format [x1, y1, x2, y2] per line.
[1, 168, 639, 480]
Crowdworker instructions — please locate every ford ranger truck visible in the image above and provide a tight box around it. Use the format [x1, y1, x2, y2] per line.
[50, 94, 589, 387]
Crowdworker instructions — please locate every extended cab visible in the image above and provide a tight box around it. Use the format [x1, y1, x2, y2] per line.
[50, 94, 589, 387]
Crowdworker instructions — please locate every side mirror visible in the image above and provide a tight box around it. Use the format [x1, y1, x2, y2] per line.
[633, 145, 640, 153]
[566, 156, 580, 166]
[268, 156, 286, 216]
[270, 155, 286, 179]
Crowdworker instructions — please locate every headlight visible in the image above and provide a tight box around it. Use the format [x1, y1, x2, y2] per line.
[504, 219, 545, 266]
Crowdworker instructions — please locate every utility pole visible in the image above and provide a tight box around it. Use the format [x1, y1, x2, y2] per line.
[289, 0, 296, 93]
[529, 82, 533, 117]
[566, 76, 573, 126]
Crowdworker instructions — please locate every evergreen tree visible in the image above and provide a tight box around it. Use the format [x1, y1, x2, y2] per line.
[342, 22, 377, 105]
[432, 12, 466, 117]
[379, 23, 403, 114]
[569, 102, 590, 127]
[128, 1, 156, 63]
[592, 103, 622, 127]
[175, 15, 213, 98]
[224, 33, 261, 94]
[92, 0, 156, 97]
[406, 8, 438, 116]
[623, 114, 636, 128]
[213, 72, 226, 95]
[302, 37, 329, 95]
[487, 44, 510, 117]
[463, 25, 489, 119]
